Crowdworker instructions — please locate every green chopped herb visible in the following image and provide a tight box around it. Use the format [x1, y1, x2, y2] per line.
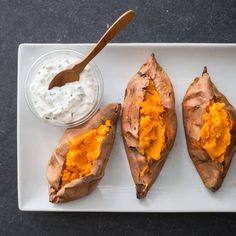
[101, 115, 106, 122]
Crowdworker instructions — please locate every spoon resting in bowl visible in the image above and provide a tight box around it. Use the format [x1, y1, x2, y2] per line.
[48, 10, 135, 90]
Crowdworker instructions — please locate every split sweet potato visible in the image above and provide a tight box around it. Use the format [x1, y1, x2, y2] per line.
[46, 103, 121, 203]
[121, 54, 177, 199]
[182, 67, 236, 191]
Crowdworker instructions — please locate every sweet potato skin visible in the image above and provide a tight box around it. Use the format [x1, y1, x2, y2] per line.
[46, 103, 121, 203]
[121, 54, 177, 198]
[182, 68, 236, 191]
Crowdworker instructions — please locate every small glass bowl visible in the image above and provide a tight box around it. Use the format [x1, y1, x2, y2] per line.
[25, 49, 103, 127]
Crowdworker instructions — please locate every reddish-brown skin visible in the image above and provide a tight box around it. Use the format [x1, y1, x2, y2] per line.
[121, 54, 177, 199]
[182, 67, 236, 191]
[46, 103, 121, 203]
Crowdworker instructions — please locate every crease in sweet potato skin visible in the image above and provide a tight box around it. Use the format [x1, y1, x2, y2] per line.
[60, 120, 111, 187]
[139, 79, 166, 162]
[200, 101, 232, 163]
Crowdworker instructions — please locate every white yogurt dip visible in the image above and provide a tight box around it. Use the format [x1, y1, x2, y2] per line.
[29, 52, 98, 123]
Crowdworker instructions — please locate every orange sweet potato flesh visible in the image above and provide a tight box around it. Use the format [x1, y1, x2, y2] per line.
[121, 54, 177, 199]
[60, 120, 111, 187]
[182, 67, 236, 191]
[46, 103, 121, 203]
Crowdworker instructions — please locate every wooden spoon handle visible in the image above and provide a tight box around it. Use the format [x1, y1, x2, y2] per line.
[73, 10, 135, 71]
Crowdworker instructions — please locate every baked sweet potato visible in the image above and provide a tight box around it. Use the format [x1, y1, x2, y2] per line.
[121, 54, 177, 199]
[182, 67, 236, 191]
[46, 103, 121, 203]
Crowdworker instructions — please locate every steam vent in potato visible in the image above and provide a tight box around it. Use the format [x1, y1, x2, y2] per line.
[182, 67, 236, 191]
[47, 103, 121, 203]
[121, 54, 177, 199]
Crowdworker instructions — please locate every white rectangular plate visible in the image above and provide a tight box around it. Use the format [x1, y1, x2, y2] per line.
[18, 43, 236, 212]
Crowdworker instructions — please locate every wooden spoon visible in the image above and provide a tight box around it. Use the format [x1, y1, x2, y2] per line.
[48, 10, 135, 90]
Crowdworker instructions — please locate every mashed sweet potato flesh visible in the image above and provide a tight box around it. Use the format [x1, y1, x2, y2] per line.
[139, 79, 166, 161]
[200, 101, 232, 163]
[60, 120, 111, 187]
